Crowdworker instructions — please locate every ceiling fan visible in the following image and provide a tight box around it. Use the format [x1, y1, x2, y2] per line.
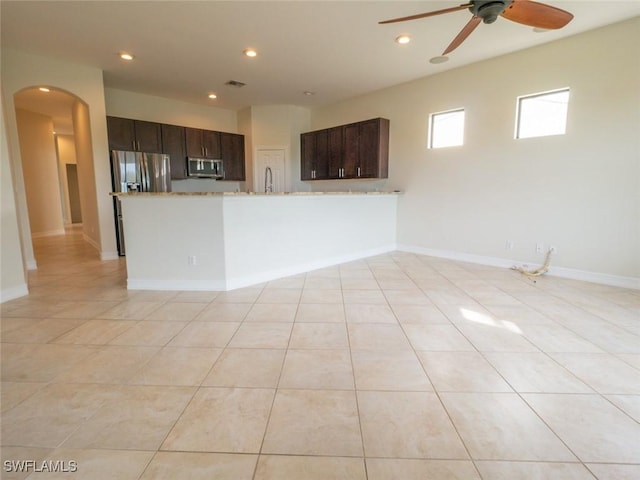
[379, 0, 573, 55]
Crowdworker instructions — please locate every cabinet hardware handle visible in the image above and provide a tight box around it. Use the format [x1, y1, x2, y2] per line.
[357, 167, 361, 177]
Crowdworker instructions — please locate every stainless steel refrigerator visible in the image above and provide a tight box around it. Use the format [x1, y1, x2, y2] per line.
[111, 150, 172, 255]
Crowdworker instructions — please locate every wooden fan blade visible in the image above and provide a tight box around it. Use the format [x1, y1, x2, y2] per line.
[379, 3, 472, 24]
[443, 16, 482, 54]
[501, 0, 573, 29]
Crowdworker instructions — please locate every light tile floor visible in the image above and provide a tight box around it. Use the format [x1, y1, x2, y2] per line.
[2, 230, 640, 479]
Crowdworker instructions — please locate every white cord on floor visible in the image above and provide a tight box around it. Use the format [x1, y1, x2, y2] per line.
[512, 248, 554, 278]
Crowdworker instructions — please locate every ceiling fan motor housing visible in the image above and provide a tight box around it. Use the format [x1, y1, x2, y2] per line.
[470, 0, 514, 24]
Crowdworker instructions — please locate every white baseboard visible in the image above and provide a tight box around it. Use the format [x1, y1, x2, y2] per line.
[82, 233, 101, 252]
[1, 284, 29, 303]
[79, 233, 119, 261]
[127, 279, 227, 291]
[26, 259, 38, 270]
[397, 244, 640, 290]
[101, 251, 120, 261]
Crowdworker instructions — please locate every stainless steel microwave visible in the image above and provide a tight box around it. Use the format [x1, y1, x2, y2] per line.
[187, 158, 224, 179]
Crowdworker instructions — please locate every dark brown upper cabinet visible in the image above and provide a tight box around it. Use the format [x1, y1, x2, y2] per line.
[301, 130, 329, 180]
[106, 116, 162, 153]
[185, 128, 221, 159]
[301, 118, 389, 180]
[357, 118, 389, 179]
[161, 124, 187, 180]
[220, 132, 245, 181]
[107, 116, 246, 182]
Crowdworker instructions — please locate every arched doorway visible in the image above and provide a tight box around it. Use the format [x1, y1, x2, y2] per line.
[13, 86, 98, 266]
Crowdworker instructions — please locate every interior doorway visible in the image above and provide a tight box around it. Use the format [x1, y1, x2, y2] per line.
[66, 164, 83, 223]
[255, 148, 286, 193]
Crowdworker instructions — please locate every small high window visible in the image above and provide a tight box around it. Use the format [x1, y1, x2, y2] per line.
[515, 88, 570, 139]
[428, 108, 465, 149]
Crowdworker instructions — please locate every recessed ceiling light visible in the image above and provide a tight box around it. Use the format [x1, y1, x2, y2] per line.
[208, 93, 217, 99]
[303, 91, 315, 96]
[243, 48, 257, 58]
[38, 87, 50, 92]
[119, 52, 134, 61]
[429, 55, 449, 64]
[533, 27, 549, 33]
[395, 35, 411, 45]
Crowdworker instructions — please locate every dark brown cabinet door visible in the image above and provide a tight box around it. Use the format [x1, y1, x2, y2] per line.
[358, 118, 389, 178]
[185, 128, 221, 158]
[343, 123, 360, 178]
[301, 130, 330, 180]
[203, 130, 221, 159]
[106, 116, 136, 151]
[328, 126, 343, 179]
[106, 117, 162, 153]
[301, 132, 315, 180]
[134, 120, 162, 153]
[220, 132, 245, 181]
[185, 128, 204, 157]
[161, 124, 187, 179]
[315, 130, 329, 180]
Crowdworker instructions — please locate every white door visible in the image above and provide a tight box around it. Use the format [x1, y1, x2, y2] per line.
[256, 148, 286, 193]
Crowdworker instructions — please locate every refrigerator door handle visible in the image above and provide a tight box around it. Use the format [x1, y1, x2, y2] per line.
[140, 154, 149, 192]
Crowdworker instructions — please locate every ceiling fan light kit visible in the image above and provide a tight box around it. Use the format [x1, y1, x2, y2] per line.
[380, 0, 573, 55]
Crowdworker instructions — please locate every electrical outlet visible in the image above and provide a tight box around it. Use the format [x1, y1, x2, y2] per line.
[550, 245, 557, 254]
[188, 255, 197, 266]
[505, 240, 514, 250]
[536, 243, 544, 253]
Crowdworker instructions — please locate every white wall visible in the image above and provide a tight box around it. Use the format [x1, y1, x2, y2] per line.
[312, 18, 640, 285]
[72, 99, 103, 250]
[244, 105, 311, 193]
[104, 88, 237, 132]
[15, 109, 65, 237]
[238, 107, 254, 191]
[1, 94, 28, 301]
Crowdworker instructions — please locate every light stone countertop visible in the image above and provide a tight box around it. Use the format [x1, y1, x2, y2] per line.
[111, 191, 402, 197]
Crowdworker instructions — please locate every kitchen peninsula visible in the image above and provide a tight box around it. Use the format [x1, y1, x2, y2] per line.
[115, 191, 399, 291]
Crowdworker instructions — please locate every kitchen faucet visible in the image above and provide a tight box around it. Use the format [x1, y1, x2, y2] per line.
[264, 166, 273, 193]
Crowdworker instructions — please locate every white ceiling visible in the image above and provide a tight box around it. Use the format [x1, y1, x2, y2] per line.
[3, 1, 639, 132]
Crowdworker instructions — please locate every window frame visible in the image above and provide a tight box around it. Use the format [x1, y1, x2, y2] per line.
[514, 87, 570, 140]
[428, 107, 465, 149]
